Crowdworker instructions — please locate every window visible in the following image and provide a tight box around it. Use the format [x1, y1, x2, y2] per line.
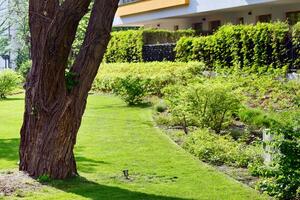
[209, 20, 221, 32]
[238, 17, 244, 24]
[286, 11, 300, 25]
[192, 23, 203, 34]
[257, 14, 272, 23]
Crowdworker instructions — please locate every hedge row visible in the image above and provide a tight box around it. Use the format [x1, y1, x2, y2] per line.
[176, 22, 300, 70]
[92, 62, 204, 96]
[104, 29, 195, 63]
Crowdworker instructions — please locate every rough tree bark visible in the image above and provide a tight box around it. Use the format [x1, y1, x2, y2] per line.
[19, 0, 119, 179]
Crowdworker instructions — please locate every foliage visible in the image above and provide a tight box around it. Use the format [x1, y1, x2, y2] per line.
[142, 29, 195, 44]
[103, 29, 195, 63]
[238, 107, 277, 128]
[37, 174, 51, 183]
[112, 76, 149, 105]
[104, 30, 144, 63]
[206, 68, 300, 112]
[65, 71, 79, 92]
[92, 62, 204, 96]
[154, 100, 168, 113]
[292, 22, 300, 68]
[17, 60, 32, 78]
[183, 128, 263, 167]
[0, 70, 21, 99]
[176, 22, 296, 69]
[257, 122, 300, 200]
[163, 82, 241, 133]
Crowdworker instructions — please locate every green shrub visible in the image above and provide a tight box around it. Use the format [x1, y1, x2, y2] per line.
[155, 100, 168, 113]
[142, 29, 195, 44]
[257, 124, 300, 199]
[0, 70, 21, 99]
[104, 30, 144, 63]
[183, 128, 263, 167]
[176, 22, 293, 70]
[292, 22, 300, 68]
[164, 82, 240, 133]
[238, 107, 277, 128]
[92, 62, 204, 96]
[113, 75, 149, 105]
[17, 60, 32, 78]
[104, 29, 195, 63]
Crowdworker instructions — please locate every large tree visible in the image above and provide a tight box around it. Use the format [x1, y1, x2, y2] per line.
[19, 0, 119, 179]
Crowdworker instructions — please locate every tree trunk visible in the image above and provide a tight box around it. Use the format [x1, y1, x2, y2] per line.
[19, 0, 119, 179]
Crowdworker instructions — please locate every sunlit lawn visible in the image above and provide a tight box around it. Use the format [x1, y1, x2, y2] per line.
[0, 94, 269, 200]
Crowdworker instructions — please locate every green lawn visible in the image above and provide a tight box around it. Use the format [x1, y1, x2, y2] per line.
[0, 95, 269, 200]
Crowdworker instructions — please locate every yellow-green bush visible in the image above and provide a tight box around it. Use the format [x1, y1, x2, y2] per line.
[93, 62, 204, 96]
[183, 128, 263, 167]
[0, 70, 22, 99]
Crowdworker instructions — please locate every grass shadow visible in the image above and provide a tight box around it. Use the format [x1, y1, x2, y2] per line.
[50, 176, 192, 200]
[0, 97, 24, 101]
[128, 102, 153, 108]
[76, 156, 110, 173]
[0, 138, 19, 161]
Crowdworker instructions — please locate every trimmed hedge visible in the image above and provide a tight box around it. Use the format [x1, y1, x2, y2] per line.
[92, 62, 204, 96]
[104, 30, 144, 63]
[176, 22, 300, 70]
[104, 29, 195, 63]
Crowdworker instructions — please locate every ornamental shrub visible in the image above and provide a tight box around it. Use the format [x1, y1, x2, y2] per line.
[104, 30, 144, 63]
[183, 128, 263, 167]
[163, 82, 241, 133]
[142, 29, 195, 44]
[292, 22, 300, 68]
[176, 22, 294, 69]
[92, 62, 205, 96]
[17, 60, 32, 78]
[257, 123, 300, 199]
[113, 75, 149, 105]
[0, 70, 21, 99]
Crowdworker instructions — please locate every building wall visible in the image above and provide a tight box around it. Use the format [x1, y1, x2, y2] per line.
[142, 3, 300, 31]
[114, 0, 288, 26]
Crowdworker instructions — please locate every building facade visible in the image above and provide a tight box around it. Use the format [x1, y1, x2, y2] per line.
[114, 0, 300, 32]
[0, 0, 19, 71]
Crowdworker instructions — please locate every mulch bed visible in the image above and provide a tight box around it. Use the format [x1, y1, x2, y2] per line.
[0, 170, 42, 197]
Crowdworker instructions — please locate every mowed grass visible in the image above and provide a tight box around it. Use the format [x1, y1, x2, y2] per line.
[0, 94, 269, 200]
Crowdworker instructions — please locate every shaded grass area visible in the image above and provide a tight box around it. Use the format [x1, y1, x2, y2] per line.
[0, 95, 268, 200]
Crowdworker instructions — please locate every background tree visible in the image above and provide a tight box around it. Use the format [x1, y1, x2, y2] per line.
[19, 0, 119, 179]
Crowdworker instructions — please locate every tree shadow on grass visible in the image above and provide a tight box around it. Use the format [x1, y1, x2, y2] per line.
[76, 156, 110, 173]
[50, 176, 192, 200]
[0, 97, 24, 101]
[0, 138, 19, 161]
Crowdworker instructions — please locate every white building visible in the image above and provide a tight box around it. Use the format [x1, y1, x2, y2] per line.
[114, 0, 300, 33]
[0, 0, 19, 71]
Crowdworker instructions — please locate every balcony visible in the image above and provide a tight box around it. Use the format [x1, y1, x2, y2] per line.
[117, 0, 189, 17]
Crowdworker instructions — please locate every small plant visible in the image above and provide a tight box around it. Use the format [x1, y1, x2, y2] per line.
[113, 75, 149, 105]
[0, 70, 21, 99]
[155, 100, 167, 113]
[17, 60, 32, 78]
[164, 82, 241, 133]
[183, 128, 263, 167]
[65, 71, 79, 92]
[256, 123, 300, 199]
[37, 174, 51, 183]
